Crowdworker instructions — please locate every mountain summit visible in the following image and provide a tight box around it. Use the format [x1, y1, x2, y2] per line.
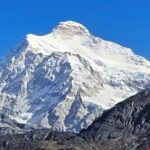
[53, 21, 90, 36]
[0, 21, 150, 132]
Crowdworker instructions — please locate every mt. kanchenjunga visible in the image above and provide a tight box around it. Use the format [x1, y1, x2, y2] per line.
[0, 21, 150, 132]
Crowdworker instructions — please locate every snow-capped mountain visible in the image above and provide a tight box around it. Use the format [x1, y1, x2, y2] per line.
[0, 21, 150, 132]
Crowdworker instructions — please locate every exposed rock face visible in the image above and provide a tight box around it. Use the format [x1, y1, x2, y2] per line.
[80, 89, 150, 141]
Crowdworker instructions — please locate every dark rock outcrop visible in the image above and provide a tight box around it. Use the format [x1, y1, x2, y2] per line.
[80, 89, 150, 141]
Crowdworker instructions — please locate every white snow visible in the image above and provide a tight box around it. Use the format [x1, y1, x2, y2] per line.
[0, 21, 150, 132]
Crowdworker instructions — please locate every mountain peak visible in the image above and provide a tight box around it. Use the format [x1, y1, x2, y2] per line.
[53, 21, 90, 36]
[0, 21, 150, 133]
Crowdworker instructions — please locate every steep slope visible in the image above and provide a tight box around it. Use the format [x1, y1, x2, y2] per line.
[0, 21, 150, 132]
[80, 89, 150, 141]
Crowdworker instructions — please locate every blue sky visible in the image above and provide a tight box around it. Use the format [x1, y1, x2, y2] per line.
[0, 0, 150, 60]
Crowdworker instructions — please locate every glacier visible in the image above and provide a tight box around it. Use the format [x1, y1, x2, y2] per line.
[0, 21, 150, 132]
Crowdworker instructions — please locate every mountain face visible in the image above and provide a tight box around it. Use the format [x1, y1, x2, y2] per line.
[0, 21, 150, 132]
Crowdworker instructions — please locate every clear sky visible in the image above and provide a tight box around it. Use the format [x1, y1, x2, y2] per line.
[0, 0, 150, 60]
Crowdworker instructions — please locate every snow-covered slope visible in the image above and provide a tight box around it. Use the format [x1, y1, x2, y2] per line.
[0, 21, 150, 132]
